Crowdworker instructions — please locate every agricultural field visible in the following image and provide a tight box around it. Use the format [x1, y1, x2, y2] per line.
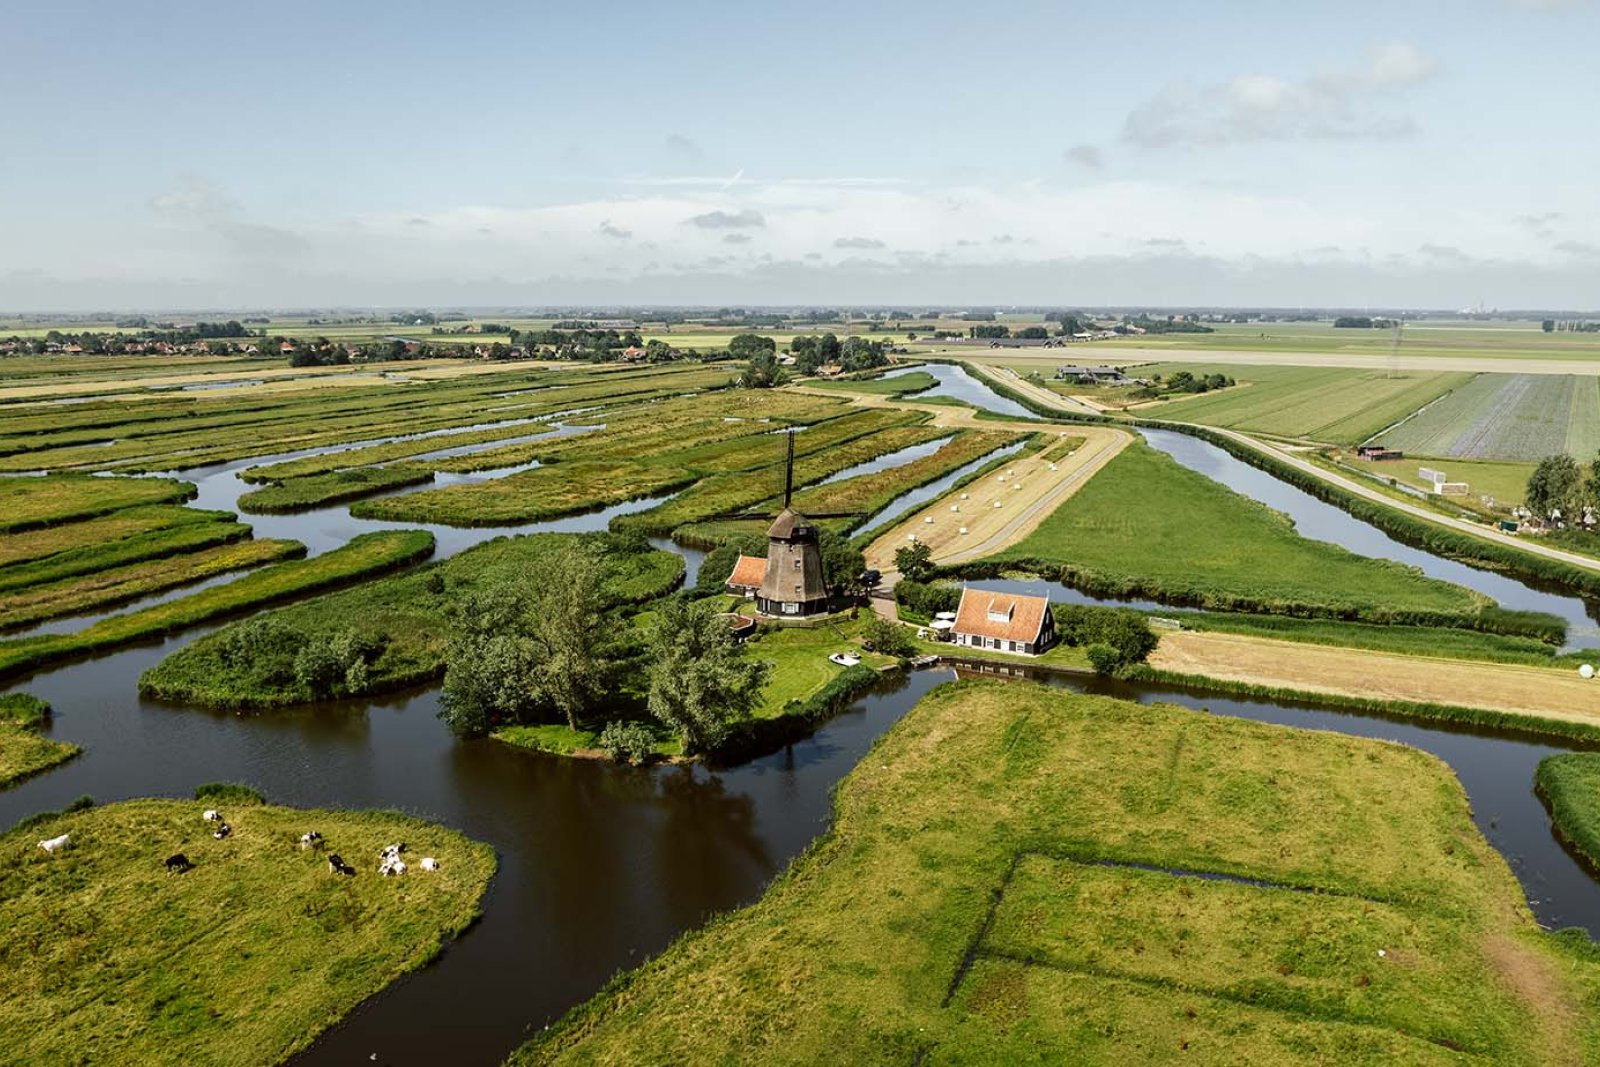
[1374, 373, 1600, 460]
[1132, 364, 1472, 443]
[0, 692, 77, 789]
[518, 680, 1596, 1065]
[0, 795, 494, 1066]
[1337, 452, 1534, 509]
[985, 441, 1490, 624]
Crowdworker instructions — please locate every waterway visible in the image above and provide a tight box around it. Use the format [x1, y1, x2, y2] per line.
[4, 365, 1600, 1064]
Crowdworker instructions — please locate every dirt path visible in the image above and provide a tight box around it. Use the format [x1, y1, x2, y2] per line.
[1150, 630, 1600, 725]
[862, 425, 1132, 577]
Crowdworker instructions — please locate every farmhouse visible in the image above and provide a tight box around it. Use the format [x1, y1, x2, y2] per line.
[726, 554, 768, 598]
[951, 588, 1057, 655]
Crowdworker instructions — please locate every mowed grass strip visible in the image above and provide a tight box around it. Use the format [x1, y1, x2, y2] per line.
[0, 503, 222, 569]
[140, 533, 682, 708]
[0, 693, 78, 790]
[0, 530, 434, 682]
[0, 514, 254, 595]
[988, 442, 1487, 624]
[237, 466, 434, 514]
[518, 680, 1586, 1065]
[788, 430, 1026, 526]
[0, 798, 494, 1066]
[0, 474, 195, 532]
[0, 538, 304, 631]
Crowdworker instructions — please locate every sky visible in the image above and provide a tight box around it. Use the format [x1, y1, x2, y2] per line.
[4, 0, 1599, 311]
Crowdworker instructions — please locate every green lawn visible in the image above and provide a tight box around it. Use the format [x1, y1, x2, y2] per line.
[0, 797, 494, 1066]
[517, 680, 1597, 1065]
[986, 441, 1490, 625]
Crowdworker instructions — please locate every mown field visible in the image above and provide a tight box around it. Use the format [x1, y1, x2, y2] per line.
[1135, 364, 1471, 443]
[518, 680, 1597, 1065]
[1375, 373, 1600, 460]
[0, 795, 495, 1066]
[1338, 451, 1534, 508]
[983, 441, 1491, 625]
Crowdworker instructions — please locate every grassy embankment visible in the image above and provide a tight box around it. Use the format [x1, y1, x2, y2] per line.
[139, 534, 681, 708]
[807, 370, 939, 396]
[519, 679, 1598, 1065]
[0, 473, 195, 531]
[0, 530, 434, 683]
[236, 466, 435, 513]
[0, 509, 254, 597]
[0, 794, 494, 1066]
[970, 441, 1536, 634]
[1537, 754, 1600, 874]
[1175, 612, 1591, 667]
[0, 692, 78, 789]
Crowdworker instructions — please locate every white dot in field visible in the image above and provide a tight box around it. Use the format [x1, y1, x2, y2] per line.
[1581, 663, 1595, 679]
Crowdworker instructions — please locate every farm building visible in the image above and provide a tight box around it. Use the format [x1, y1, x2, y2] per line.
[726, 555, 768, 598]
[950, 588, 1057, 655]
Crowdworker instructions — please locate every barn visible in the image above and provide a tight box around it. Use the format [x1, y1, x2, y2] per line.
[950, 588, 1057, 655]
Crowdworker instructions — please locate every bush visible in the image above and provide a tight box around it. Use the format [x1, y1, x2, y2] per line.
[193, 782, 265, 805]
[894, 580, 961, 620]
[64, 795, 95, 812]
[1054, 604, 1157, 673]
[598, 720, 659, 765]
[863, 616, 914, 657]
[0, 692, 51, 729]
[1084, 644, 1123, 675]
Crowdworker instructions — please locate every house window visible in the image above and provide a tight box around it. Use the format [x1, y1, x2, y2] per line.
[793, 559, 802, 570]
[1009, 641, 1018, 652]
[783, 602, 799, 615]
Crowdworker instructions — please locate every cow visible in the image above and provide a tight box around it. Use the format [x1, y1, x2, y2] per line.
[164, 853, 194, 874]
[380, 842, 406, 858]
[299, 831, 324, 850]
[212, 822, 231, 840]
[420, 857, 440, 872]
[38, 833, 69, 855]
[379, 858, 407, 877]
[202, 809, 221, 821]
[327, 854, 356, 876]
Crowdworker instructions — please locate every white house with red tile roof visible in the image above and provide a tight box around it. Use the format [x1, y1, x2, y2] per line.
[726, 554, 768, 598]
[951, 588, 1056, 655]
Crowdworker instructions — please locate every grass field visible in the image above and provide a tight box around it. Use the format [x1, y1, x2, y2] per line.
[1134, 364, 1472, 443]
[1338, 451, 1534, 508]
[0, 530, 434, 683]
[1536, 753, 1600, 874]
[808, 370, 939, 396]
[0, 510, 252, 594]
[517, 679, 1595, 1065]
[139, 533, 681, 708]
[1178, 611, 1575, 666]
[0, 503, 234, 569]
[236, 466, 435, 513]
[986, 441, 1490, 624]
[0, 692, 78, 789]
[1375, 374, 1600, 460]
[0, 537, 304, 631]
[0, 796, 494, 1066]
[0, 474, 195, 532]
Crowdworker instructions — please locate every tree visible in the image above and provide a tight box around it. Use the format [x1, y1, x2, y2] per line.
[1544, 319, 1557, 334]
[818, 528, 866, 596]
[644, 338, 675, 362]
[739, 350, 788, 388]
[894, 541, 933, 581]
[526, 540, 615, 730]
[727, 333, 776, 361]
[646, 598, 770, 754]
[1526, 454, 1583, 523]
[863, 615, 914, 656]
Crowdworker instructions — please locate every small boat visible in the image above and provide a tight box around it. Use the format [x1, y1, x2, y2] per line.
[828, 652, 862, 667]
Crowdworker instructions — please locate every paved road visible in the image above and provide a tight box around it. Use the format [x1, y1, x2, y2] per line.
[990, 363, 1600, 580]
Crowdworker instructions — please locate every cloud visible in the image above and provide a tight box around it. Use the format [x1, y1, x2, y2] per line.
[686, 209, 765, 229]
[1145, 237, 1187, 249]
[1418, 242, 1470, 262]
[722, 233, 753, 245]
[1064, 144, 1104, 170]
[1555, 240, 1600, 257]
[406, 216, 431, 227]
[1507, 0, 1589, 9]
[598, 219, 632, 239]
[1124, 42, 1437, 148]
[833, 236, 886, 249]
[663, 133, 704, 161]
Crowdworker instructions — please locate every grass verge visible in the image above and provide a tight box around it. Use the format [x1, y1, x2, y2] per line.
[0, 693, 78, 790]
[1535, 753, 1600, 874]
[237, 466, 435, 513]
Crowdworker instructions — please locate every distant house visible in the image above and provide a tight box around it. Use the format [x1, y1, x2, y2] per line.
[951, 588, 1057, 655]
[1056, 365, 1127, 384]
[726, 554, 768, 598]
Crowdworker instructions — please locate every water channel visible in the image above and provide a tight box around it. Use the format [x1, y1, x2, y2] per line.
[4, 367, 1600, 1064]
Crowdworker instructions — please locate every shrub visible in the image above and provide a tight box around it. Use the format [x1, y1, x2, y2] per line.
[1054, 604, 1157, 673]
[193, 782, 266, 805]
[894, 580, 961, 620]
[863, 616, 914, 657]
[64, 795, 95, 812]
[0, 692, 51, 729]
[598, 720, 659, 765]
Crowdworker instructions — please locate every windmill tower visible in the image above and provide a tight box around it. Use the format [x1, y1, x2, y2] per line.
[755, 431, 830, 616]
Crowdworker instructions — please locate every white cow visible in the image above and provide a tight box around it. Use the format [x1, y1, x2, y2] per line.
[379, 858, 408, 877]
[420, 857, 440, 871]
[202, 809, 221, 821]
[38, 833, 70, 854]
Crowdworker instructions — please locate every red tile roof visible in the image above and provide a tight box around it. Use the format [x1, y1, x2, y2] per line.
[727, 554, 768, 589]
[952, 588, 1050, 644]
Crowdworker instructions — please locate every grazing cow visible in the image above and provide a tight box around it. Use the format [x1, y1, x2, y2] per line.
[299, 831, 324, 849]
[379, 858, 407, 877]
[202, 810, 221, 821]
[38, 833, 69, 855]
[164, 853, 193, 874]
[212, 822, 231, 840]
[327, 854, 356, 876]
[420, 857, 440, 871]
[380, 842, 406, 859]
